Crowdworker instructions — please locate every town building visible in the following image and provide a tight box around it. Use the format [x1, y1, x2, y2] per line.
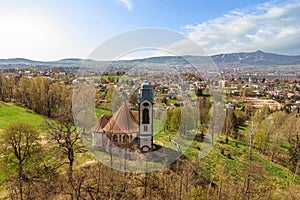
[92, 80, 154, 152]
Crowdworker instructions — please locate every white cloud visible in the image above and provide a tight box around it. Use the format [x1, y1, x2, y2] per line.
[117, 0, 133, 10]
[181, 0, 300, 55]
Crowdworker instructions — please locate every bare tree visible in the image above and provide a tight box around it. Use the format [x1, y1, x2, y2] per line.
[47, 112, 85, 199]
[2, 123, 40, 200]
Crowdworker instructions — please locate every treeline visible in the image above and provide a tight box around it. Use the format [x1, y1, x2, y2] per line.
[0, 74, 72, 119]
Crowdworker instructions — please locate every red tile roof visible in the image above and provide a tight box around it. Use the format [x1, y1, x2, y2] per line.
[133, 111, 139, 123]
[91, 114, 112, 132]
[103, 102, 139, 134]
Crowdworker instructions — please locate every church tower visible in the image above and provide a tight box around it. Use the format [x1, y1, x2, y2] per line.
[138, 80, 154, 152]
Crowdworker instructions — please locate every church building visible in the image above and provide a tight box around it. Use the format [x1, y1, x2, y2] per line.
[92, 80, 154, 152]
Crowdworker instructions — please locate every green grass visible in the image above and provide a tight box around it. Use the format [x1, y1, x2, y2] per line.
[0, 102, 49, 183]
[169, 99, 179, 104]
[0, 102, 46, 131]
[90, 75, 128, 82]
[201, 135, 300, 190]
[0, 102, 99, 198]
[95, 108, 112, 118]
[0, 102, 97, 185]
[154, 130, 175, 146]
[153, 118, 164, 133]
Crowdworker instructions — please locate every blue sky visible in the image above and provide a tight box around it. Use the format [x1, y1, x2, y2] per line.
[0, 0, 299, 60]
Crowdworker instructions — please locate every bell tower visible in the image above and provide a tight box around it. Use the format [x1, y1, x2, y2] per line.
[138, 80, 154, 152]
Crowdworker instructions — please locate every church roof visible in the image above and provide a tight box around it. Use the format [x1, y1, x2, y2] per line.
[103, 102, 139, 134]
[138, 80, 154, 103]
[133, 112, 139, 123]
[141, 80, 151, 89]
[91, 114, 112, 132]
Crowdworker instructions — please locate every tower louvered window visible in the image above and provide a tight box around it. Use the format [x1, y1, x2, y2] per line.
[142, 108, 149, 124]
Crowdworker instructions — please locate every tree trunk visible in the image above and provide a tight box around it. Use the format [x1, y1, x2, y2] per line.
[294, 162, 299, 182]
[249, 121, 254, 160]
[19, 162, 23, 200]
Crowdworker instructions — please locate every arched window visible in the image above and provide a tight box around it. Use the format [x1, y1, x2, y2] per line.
[112, 135, 118, 143]
[142, 108, 150, 124]
[123, 135, 129, 143]
[143, 102, 149, 107]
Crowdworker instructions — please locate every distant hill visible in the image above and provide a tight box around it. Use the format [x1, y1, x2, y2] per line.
[129, 50, 300, 66]
[0, 58, 44, 65]
[57, 58, 98, 65]
[0, 58, 100, 68]
[211, 50, 300, 66]
[1, 50, 300, 68]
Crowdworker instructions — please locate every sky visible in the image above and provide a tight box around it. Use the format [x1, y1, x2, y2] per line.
[0, 0, 300, 60]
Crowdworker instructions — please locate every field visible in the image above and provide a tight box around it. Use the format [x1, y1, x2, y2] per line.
[202, 135, 300, 190]
[0, 102, 96, 196]
[96, 107, 112, 118]
[0, 102, 47, 132]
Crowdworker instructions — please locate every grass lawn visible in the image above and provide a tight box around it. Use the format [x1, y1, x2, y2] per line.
[90, 75, 129, 82]
[0, 102, 47, 187]
[202, 135, 300, 189]
[95, 107, 112, 118]
[0, 102, 97, 188]
[0, 102, 47, 131]
[169, 99, 179, 105]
